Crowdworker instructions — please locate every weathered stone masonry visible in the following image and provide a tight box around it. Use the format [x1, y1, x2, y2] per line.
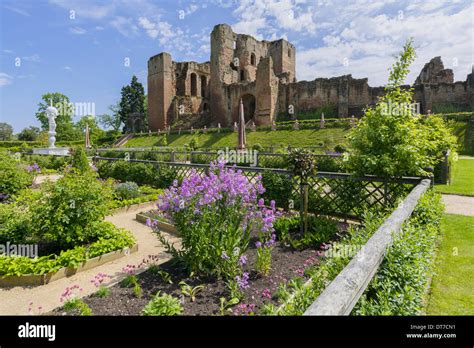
[148, 24, 473, 131]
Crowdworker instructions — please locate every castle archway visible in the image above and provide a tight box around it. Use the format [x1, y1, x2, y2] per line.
[240, 94, 256, 123]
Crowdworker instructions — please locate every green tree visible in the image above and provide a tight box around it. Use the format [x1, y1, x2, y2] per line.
[75, 115, 104, 142]
[35, 92, 80, 141]
[17, 126, 41, 141]
[118, 76, 146, 133]
[0, 122, 13, 140]
[98, 102, 122, 132]
[347, 39, 454, 177]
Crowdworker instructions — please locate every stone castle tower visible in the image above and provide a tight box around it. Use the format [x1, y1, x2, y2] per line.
[147, 24, 473, 131]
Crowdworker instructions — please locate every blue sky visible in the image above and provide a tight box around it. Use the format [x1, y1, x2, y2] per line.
[1, 0, 472, 132]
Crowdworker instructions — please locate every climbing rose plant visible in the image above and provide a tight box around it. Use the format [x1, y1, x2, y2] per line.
[154, 160, 276, 298]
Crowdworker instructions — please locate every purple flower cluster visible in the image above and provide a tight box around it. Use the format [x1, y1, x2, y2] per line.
[235, 272, 250, 289]
[60, 284, 83, 302]
[90, 272, 109, 287]
[233, 303, 256, 316]
[26, 163, 41, 173]
[157, 160, 265, 217]
[238, 254, 247, 266]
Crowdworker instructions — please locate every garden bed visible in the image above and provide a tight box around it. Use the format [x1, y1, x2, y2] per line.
[54, 221, 349, 316]
[0, 244, 138, 287]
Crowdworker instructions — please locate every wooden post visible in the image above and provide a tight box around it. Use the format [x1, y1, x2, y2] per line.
[300, 182, 309, 234]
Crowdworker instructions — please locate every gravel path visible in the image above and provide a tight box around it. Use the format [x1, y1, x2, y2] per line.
[0, 201, 178, 315]
[32, 173, 62, 186]
[442, 194, 474, 216]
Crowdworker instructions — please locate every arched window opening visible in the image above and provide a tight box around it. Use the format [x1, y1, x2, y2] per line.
[250, 53, 256, 66]
[200, 75, 207, 97]
[190, 73, 197, 96]
[240, 70, 245, 81]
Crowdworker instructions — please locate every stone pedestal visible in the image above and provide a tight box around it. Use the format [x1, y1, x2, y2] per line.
[33, 148, 70, 156]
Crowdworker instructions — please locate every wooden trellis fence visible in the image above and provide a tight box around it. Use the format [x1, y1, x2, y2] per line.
[92, 156, 424, 220]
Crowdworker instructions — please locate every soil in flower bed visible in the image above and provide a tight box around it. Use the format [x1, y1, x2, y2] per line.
[54, 222, 349, 316]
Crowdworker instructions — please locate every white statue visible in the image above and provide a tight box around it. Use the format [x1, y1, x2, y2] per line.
[46, 101, 59, 148]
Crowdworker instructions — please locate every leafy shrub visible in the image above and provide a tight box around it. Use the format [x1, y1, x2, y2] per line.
[353, 190, 442, 315]
[334, 144, 347, 153]
[252, 143, 264, 152]
[142, 292, 183, 316]
[0, 223, 134, 276]
[273, 214, 338, 249]
[316, 156, 344, 172]
[0, 153, 33, 196]
[22, 154, 69, 171]
[97, 160, 177, 189]
[347, 39, 456, 177]
[30, 171, 113, 249]
[0, 203, 31, 244]
[114, 182, 140, 200]
[70, 147, 90, 173]
[85, 222, 135, 258]
[261, 171, 293, 209]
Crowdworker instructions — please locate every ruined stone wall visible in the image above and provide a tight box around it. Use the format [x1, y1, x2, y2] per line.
[210, 24, 296, 126]
[149, 25, 472, 132]
[148, 53, 173, 131]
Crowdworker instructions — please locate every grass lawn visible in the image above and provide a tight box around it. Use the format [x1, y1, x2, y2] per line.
[124, 128, 349, 150]
[436, 157, 474, 196]
[426, 214, 474, 315]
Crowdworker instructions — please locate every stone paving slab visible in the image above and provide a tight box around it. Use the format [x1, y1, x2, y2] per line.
[442, 194, 474, 216]
[0, 202, 178, 315]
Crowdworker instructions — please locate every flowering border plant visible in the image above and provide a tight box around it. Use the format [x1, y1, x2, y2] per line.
[153, 160, 276, 297]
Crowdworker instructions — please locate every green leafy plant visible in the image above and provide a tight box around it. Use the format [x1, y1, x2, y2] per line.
[0, 153, 34, 196]
[63, 298, 92, 316]
[273, 214, 338, 249]
[30, 171, 113, 249]
[219, 297, 240, 315]
[353, 191, 443, 315]
[121, 274, 138, 288]
[261, 171, 294, 209]
[157, 270, 173, 284]
[347, 39, 456, 177]
[114, 181, 140, 200]
[179, 281, 204, 302]
[94, 286, 110, 298]
[142, 292, 183, 316]
[70, 146, 91, 173]
[133, 283, 143, 298]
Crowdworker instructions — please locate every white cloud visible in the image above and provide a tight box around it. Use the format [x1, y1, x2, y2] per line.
[62, 66, 72, 71]
[70, 26, 86, 35]
[4, 5, 31, 17]
[295, 1, 473, 86]
[138, 17, 159, 39]
[232, 0, 317, 38]
[110, 16, 138, 38]
[22, 54, 40, 62]
[48, 0, 115, 19]
[0, 73, 13, 87]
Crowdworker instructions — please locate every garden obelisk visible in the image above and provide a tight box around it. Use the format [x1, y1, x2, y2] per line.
[237, 99, 246, 150]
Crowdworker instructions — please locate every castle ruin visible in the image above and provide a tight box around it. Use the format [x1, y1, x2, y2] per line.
[147, 24, 473, 131]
